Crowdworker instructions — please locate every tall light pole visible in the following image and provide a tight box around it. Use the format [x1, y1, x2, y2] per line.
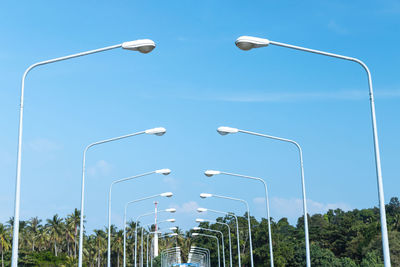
[108, 172, 171, 267]
[192, 233, 221, 267]
[145, 221, 176, 267]
[122, 192, 173, 267]
[80, 127, 166, 267]
[200, 193, 254, 267]
[235, 35, 391, 267]
[217, 126, 310, 266]
[134, 208, 176, 267]
[204, 170, 274, 267]
[193, 227, 227, 267]
[142, 226, 176, 267]
[190, 246, 211, 267]
[195, 219, 232, 267]
[197, 208, 241, 266]
[11, 38, 156, 267]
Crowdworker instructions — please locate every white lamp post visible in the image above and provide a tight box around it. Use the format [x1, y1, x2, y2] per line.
[235, 35, 391, 267]
[193, 227, 227, 267]
[134, 208, 176, 267]
[122, 192, 173, 267]
[195, 218, 232, 267]
[192, 233, 221, 267]
[80, 127, 166, 267]
[197, 208, 241, 266]
[204, 171, 274, 267]
[217, 126, 309, 267]
[108, 172, 171, 267]
[11, 39, 156, 267]
[200, 193, 254, 267]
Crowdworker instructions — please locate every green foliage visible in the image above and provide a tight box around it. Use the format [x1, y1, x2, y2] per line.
[2, 197, 400, 266]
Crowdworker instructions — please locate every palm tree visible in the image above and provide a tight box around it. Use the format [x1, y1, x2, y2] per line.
[0, 223, 11, 267]
[66, 208, 81, 258]
[112, 230, 124, 267]
[126, 221, 137, 265]
[45, 214, 64, 256]
[93, 229, 106, 267]
[27, 217, 42, 251]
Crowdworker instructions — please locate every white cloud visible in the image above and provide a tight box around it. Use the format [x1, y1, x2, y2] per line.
[29, 138, 63, 153]
[87, 160, 112, 177]
[170, 201, 200, 215]
[254, 197, 351, 224]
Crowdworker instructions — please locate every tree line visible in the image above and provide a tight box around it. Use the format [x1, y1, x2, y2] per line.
[0, 197, 399, 266]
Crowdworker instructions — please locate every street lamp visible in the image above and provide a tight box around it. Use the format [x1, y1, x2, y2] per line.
[235, 35, 391, 267]
[200, 193, 254, 267]
[192, 233, 221, 267]
[197, 208, 241, 266]
[216, 126, 309, 267]
[11, 39, 156, 267]
[145, 221, 176, 267]
[134, 208, 176, 267]
[80, 127, 166, 267]
[195, 218, 232, 267]
[190, 246, 211, 267]
[122, 192, 173, 267]
[108, 173, 172, 267]
[193, 227, 227, 267]
[204, 171, 274, 267]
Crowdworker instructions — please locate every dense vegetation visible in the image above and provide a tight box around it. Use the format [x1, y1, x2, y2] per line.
[0, 197, 399, 266]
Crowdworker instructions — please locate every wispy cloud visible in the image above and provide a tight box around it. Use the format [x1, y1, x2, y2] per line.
[87, 160, 112, 177]
[254, 197, 351, 224]
[193, 89, 400, 103]
[327, 20, 349, 35]
[28, 138, 63, 153]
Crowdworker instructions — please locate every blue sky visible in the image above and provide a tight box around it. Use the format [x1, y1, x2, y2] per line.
[0, 1, 399, 233]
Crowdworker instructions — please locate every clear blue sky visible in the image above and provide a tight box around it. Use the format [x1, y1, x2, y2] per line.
[0, 1, 399, 233]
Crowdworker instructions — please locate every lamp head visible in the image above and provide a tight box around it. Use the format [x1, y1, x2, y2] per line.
[197, 208, 207, 213]
[169, 227, 177, 231]
[204, 170, 220, 177]
[193, 227, 201, 230]
[192, 233, 199, 236]
[200, 193, 213, 198]
[167, 218, 176, 223]
[156, 169, 171, 175]
[169, 233, 178, 237]
[217, 126, 238, 135]
[160, 192, 173, 197]
[122, 39, 156, 53]
[145, 127, 166, 136]
[166, 208, 177, 213]
[196, 218, 205, 223]
[235, 36, 269, 51]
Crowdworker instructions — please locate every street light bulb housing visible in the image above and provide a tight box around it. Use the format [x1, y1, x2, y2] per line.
[156, 169, 171, 175]
[196, 218, 205, 222]
[145, 127, 166, 136]
[169, 233, 178, 237]
[166, 208, 177, 213]
[170, 227, 177, 231]
[122, 39, 156, 53]
[217, 126, 239, 135]
[167, 219, 176, 222]
[193, 227, 201, 230]
[204, 170, 221, 177]
[197, 208, 207, 213]
[160, 192, 173, 197]
[192, 233, 199, 236]
[235, 36, 269, 51]
[200, 193, 213, 198]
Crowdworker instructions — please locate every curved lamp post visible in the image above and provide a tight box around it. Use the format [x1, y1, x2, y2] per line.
[235, 35, 390, 267]
[108, 172, 171, 267]
[217, 126, 309, 267]
[197, 208, 241, 266]
[122, 192, 173, 267]
[141, 226, 176, 267]
[81, 127, 166, 267]
[200, 193, 254, 267]
[134, 208, 176, 267]
[145, 222, 176, 267]
[190, 246, 211, 267]
[193, 227, 227, 267]
[204, 171, 274, 267]
[11, 38, 156, 267]
[192, 233, 220, 267]
[195, 218, 232, 267]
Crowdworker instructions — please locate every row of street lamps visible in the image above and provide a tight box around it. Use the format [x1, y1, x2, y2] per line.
[11, 35, 390, 267]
